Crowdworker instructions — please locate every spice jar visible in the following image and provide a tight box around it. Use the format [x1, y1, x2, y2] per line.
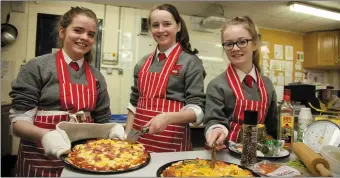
[240, 110, 258, 167]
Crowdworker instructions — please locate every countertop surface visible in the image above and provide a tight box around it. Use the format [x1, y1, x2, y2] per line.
[61, 149, 296, 177]
[115, 122, 205, 128]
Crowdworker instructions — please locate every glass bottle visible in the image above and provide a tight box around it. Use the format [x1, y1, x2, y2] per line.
[279, 89, 294, 150]
[240, 110, 258, 167]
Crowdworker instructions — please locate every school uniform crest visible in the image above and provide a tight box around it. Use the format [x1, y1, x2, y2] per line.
[171, 64, 182, 76]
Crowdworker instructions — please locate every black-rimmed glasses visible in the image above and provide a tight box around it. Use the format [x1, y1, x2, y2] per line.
[222, 39, 253, 50]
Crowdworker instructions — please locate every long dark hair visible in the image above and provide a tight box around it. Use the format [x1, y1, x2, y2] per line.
[56, 6, 98, 63]
[148, 4, 198, 55]
[220, 16, 261, 72]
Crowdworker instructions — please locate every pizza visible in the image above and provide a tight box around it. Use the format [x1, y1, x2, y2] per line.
[161, 158, 255, 177]
[65, 139, 149, 171]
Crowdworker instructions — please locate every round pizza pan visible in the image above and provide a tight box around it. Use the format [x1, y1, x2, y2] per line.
[156, 159, 261, 177]
[60, 138, 151, 174]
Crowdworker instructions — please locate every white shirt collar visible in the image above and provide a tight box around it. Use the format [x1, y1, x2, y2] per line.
[62, 49, 84, 68]
[155, 43, 178, 61]
[235, 65, 258, 83]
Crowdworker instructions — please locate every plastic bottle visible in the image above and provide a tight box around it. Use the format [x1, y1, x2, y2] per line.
[297, 108, 314, 142]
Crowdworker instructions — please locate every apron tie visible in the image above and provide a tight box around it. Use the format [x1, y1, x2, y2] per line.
[68, 111, 87, 123]
[36, 110, 90, 123]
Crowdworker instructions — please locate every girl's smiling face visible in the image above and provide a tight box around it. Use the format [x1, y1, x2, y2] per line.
[150, 9, 181, 51]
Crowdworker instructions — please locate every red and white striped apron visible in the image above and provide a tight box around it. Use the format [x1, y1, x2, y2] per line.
[225, 64, 268, 142]
[15, 50, 97, 177]
[133, 43, 192, 153]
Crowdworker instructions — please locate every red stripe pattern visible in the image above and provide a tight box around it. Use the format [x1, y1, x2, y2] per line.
[225, 65, 268, 142]
[134, 44, 192, 152]
[56, 50, 97, 113]
[15, 49, 97, 177]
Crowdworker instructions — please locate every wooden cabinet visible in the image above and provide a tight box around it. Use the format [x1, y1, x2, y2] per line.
[303, 31, 340, 69]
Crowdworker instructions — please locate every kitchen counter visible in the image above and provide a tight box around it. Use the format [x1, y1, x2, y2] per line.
[61, 150, 296, 177]
[114, 122, 205, 128]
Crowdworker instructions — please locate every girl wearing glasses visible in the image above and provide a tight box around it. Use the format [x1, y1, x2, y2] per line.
[125, 4, 206, 152]
[204, 16, 278, 149]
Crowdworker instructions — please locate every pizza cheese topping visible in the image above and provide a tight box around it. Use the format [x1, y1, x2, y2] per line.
[66, 139, 149, 171]
[161, 158, 254, 177]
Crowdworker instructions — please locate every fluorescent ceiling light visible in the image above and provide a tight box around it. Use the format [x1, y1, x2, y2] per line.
[290, 2, 340, 21]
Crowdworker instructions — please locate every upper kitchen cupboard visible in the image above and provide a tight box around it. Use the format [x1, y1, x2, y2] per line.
[303, 31, 340, 69]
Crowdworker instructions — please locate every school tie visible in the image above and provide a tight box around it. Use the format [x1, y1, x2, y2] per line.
[158, 53, 166, 62]
[244, 75, 253, 88]
[69, 61, 80, 71]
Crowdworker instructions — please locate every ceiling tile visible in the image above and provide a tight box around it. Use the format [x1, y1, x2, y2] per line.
[222, 1, 261, 10]
[257, 16, 298, 26]
[245, 13, 272, 24]
[274, 10, 312, 22]
[171, 2, 211, 16]
[249, 2, 290, 16]
[222, 1, 288, 16]
[308, 1, 340, 11]
[223, 9, 246, 17]
[223, 10, 270, 23]
[301, 16, 340, 26]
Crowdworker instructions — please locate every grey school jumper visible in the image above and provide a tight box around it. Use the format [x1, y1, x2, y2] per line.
[10, 52, 111, 123]
[203, 71, 278, 139]
[130, 51, 206, 113]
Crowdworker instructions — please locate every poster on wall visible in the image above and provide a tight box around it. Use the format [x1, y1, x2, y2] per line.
[295, 61, 302, 70]
[297, 51, 304, 62]
[285, 45, 293, 60]
[295, 72, 302, 78]
[270, 59, 282, 70]
[261, 42, 270, 59]
[275, 86, 284, 101]
[282, 61, 293, 73]
[274, 44, 283, 60]
[285, 75, 293, 85]
[277, 72, 285, 86]
[269, 71, 277, 84]
[263, 68, 270, 75]
[120, 51, 133, 69]
[121, 32, 132, 50]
